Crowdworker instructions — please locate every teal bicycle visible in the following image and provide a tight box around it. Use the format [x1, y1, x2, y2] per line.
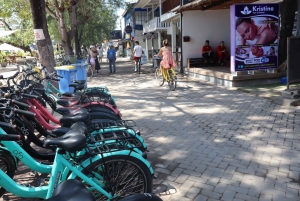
[0, 126, 154, 200]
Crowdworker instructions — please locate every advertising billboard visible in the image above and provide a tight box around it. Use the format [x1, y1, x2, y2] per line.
[230, 4, 279, 72]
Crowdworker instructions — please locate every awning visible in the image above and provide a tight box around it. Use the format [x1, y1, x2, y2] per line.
[0, 30, 16, 38]
[0, 43, 24, 52]
[175, 0, 282, 12]
[134, 0, 164, 9]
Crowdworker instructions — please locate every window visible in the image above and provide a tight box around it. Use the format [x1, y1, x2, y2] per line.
[135, 11, 147, 25]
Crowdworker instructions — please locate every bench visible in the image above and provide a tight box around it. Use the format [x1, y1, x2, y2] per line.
[187, 58, 204, 68]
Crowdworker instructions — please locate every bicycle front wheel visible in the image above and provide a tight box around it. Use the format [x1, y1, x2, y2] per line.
[0, 151, 16, 197]
[155, 68, 164, 86]
[86, 65, 93, 82]
[80, 155, 153, 201]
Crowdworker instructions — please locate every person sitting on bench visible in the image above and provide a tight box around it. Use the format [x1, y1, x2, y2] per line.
[216, 41, 228, 65]
[202, 40, 214, 64]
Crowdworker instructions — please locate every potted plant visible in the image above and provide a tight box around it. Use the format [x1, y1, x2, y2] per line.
[0, 52, 7, 67]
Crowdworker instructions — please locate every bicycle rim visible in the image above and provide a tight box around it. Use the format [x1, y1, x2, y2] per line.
[155, 68, 164, 86]
[80, 155, 152, 201]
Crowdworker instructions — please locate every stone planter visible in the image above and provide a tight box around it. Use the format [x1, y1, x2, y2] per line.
[0, 62, 7, 67]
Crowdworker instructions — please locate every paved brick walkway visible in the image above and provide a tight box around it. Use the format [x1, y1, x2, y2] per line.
[2, 59, 300, 201]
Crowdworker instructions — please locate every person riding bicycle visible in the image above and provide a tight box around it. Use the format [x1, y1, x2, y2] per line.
[133, 41, 144, 72]
[155, 39, 177, 69]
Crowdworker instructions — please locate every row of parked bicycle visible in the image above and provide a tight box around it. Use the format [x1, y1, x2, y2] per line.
[0, 67, 162, 201]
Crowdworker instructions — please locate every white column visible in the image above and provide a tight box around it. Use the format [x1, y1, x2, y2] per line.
[147, 8, 149, 22]
[159, 0, 162, 16]
[146, 38, 149, 59]
[171, 19, 176, 54]
[158, 31, 161, 49]
[152, 4, 154, 19]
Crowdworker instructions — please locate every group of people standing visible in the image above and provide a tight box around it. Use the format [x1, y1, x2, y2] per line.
[88, 45, 104, 74]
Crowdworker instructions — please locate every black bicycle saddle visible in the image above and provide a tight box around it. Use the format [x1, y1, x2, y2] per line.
[59, 110, 89, 127]
[44, 131, 86, 152]
[46, 179, 95, 201]
[52, 122, 87, 137]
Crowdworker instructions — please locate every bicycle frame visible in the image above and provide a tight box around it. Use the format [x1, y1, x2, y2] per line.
[0, 127, 154, 199]
[45, 80, 61, 101]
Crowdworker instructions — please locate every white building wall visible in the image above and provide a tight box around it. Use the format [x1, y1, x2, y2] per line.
[182, 10, 230, 67]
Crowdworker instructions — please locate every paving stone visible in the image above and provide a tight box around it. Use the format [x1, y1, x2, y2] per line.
[194, 182, 215, 191]
[186, 187, 201, 199]
[227, 185, 249, 194]
[175, 174, 189, 184]
[235, 193, 259, 201]
[221, 189, 236, 201]
[259, 193, 273, 201]
[180, 180, 195, 191]
[200, 189, 222, 200]
[194, 194, 208, 201]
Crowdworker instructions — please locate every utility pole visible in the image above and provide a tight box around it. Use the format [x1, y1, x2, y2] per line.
[180, 0, 184, 75]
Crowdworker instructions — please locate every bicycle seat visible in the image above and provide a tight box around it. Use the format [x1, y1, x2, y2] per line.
[56, 106, 86, 116]
[46, 179, 95, 201]
[61, 92, 82, 97]
[72, 80, 86, 84]
[59, 111, 89, 127]
[52, 122, 87, 137]
[56, 98, 79, 107]
[118, 194, 163, 201]
[69, 82, 85, 91]
[44, 131, 86, 152]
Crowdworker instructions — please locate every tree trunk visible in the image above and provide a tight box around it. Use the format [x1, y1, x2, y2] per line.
[278, 0, 297, 65]
[29, 0, 55, 73]
[75, 29, 81, 58]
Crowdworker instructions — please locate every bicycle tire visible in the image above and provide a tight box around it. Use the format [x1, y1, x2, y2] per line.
[79, 155, 153, 201]
[138, 59, 141, 74]
[86, 65, 93, 82]
[0, 150, 16, 197]
[168, 70, 177, 91]
[155, 68, 164, 86]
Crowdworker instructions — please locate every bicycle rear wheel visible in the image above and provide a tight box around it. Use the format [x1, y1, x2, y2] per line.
[138, 60, 141, 74]
[168, 69, 177, 91]
[86, 65, 93, 82]
[79, 155, 153, 201]
[155, 68, 164, 86]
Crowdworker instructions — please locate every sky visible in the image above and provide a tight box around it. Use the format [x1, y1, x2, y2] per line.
[115, 0, 138, 29]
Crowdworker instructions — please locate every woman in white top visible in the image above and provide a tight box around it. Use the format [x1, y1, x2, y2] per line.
[97, 46, 104, 63]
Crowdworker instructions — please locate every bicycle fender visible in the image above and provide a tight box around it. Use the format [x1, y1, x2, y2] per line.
[0, 147, 18, 169]
[68, 150, 154, 179]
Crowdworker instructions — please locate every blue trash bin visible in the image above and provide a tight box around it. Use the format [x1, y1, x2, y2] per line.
[54, 66, 77, 93]
[72, 62, 87, 88]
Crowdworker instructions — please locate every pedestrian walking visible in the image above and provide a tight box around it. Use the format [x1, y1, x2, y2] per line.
[133, 41, 144, 72]
[97, 45, 104, 63]
[107, 45, 116, 74]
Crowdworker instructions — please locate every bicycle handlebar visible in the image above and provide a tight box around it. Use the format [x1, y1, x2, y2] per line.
[11, 100, 31, 109]
[0, 134, 21, 141]
[14, 108, 35, 117]
[21, 93, 40, 100]
[0, 122, 16, 131]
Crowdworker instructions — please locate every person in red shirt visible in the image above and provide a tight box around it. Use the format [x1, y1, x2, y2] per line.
[216, 41, 228, 65]
[202, 40, 214, 64]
